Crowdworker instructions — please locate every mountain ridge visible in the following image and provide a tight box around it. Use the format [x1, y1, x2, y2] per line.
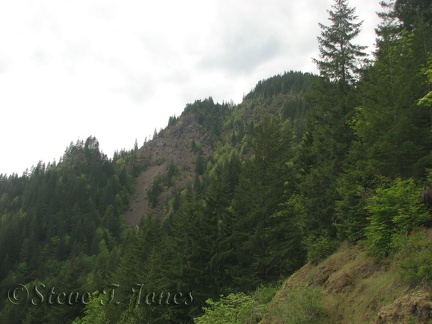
[124, 71, 313, 226]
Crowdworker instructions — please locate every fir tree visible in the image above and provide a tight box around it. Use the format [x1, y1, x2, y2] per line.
[313, 0, 368, 85]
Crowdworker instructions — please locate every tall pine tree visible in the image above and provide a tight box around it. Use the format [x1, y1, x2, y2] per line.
[290, 0, 366, 245]
[335, 0, 432, 241]
[313, 0, 368, 85]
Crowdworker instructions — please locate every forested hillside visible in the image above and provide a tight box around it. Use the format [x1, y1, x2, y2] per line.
[1, 0, 432, 323]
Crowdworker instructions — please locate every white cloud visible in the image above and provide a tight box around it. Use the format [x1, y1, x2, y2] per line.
[0, 0, 382, 175]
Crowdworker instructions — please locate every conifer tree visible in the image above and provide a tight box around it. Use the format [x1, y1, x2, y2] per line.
[335, 0, 432, 241]
[290, 0, 367, 247]
[313, 0, 368, 85]
[229, 116, 293, 289]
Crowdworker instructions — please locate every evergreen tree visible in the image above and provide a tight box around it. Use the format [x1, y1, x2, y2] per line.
[289, 0, 367, 245]
[394, 0, 432, 30]
[335, 0, 432, 241]
[134, 138, 138, 152]
[230, 116, 294, 289]
[313, 0, 368, 85]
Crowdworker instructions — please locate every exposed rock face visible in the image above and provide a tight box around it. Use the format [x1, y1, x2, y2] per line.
[374, 291, 432, 324]
[124, 113, 213, 226]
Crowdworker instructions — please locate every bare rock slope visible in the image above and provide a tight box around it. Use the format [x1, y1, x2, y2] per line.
[124, 115, 213, 226]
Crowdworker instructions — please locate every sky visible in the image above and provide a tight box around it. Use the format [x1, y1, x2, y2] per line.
[0, 0, 382, 176]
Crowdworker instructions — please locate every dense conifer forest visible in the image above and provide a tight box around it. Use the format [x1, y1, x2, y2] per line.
[1, 0, 432, 322]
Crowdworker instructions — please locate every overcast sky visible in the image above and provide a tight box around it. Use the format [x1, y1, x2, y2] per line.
[0, 0, 382, 176]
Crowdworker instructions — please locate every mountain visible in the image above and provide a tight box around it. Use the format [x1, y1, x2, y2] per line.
[124, 99, 220, 226]
[124, 71, 314, 226]
[1, 2, 431, 321]
[0, 71, 316, 323]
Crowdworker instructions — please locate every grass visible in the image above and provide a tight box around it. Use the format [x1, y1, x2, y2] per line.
[261, 242, 423, 323]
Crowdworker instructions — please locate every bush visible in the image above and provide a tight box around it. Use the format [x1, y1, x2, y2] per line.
[304, 234, 338, 264]
[195, 293, 258, 324]
[365, 178, 431, 257]
[195, 286, 278, 324]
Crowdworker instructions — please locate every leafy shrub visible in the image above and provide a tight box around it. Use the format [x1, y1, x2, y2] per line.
[195, 293, 258, 324]
[304, 234, 338, 264]
[365, 178, 431, 257]
[72, 292, 110, 324]
[195, 285, 278, 324]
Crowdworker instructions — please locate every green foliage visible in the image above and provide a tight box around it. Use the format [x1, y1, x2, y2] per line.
[168, 115, 178, 127]
[147, 162, 178, 209]
[245, 71, 313, 100]
[290, 78, 358, 242]
[165, 161, 178, 187]
[334, 156, 377, 242]
[147, 177, 163, 208]
[335, 1, 432, 243]
[392, 228, 432, 286]
[195, 293, 258, 324]
[313, 0, 367, 84]
[351, 3, 432, 179]
[0, 136, 137, 323]
[72, 292, 110, 324]
[365, 178, 431, 257]
[181, 97, 230, 139]
[229, 115, 302, 289]
[155, 153, 165, 166]
[270, 285, 325, 324]
[281, 98, 310, 134]
[1, 2, 431, 321]
[304, 234, 339, 265]
[195, 153, 206, 175]
[418, 54, 432, 108]
[191, 139, 202, 153]
[394, 0, 432, 30]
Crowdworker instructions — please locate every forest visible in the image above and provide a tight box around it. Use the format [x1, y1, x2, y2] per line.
[0, 0, 432, 322]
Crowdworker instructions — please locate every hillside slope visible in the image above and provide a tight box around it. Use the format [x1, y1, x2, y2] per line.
[262, 241, 432, 323]
[124, 112, 214, 226]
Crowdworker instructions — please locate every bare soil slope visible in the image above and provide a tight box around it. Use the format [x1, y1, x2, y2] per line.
[124, 115, 213, 226]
